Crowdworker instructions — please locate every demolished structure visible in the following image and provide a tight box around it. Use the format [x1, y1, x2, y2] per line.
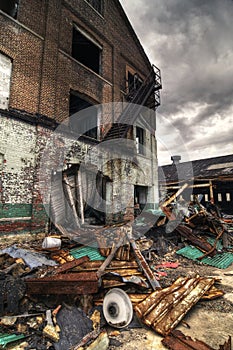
[0, 1, 232, 350]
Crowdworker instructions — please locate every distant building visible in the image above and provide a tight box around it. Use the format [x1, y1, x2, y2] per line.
[0, 0, 162, 234]
[159, 154, 233, 215]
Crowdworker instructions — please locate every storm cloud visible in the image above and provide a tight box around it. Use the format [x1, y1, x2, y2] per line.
[119, 0, 233, 164]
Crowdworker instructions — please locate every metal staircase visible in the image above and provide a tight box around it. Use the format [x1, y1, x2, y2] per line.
[103, 65, 162, 141]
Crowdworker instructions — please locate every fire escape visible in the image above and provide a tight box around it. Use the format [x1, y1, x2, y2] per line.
[103, 65, 162, 141]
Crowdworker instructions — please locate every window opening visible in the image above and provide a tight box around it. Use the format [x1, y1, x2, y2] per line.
[136, 126, 145, 155]
[226, 193, 231, 202]
[69, 92, 98, 139]
[0, 0, 19, 19]
[218, 193, 222, 202]
[72, 26, 101, 74]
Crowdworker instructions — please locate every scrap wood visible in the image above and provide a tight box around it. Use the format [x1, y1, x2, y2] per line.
[162, 330, 216, 350]
[63, 174, 81, 228]
[175, 225, 217, 257]
[135, 276, 216, 336]
[70, 329, 101, 350]
[52, 256, 90, 275]
[160, 183, 189, 208]
[126, 228, 161, 290]
[102, 272, 149, 289]
[97, 234, 125, 278]
[76, 260, 138, 270]
[197, 227, 224, 260]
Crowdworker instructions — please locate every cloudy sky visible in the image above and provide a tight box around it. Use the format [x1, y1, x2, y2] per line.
[119, 0, 233, 165]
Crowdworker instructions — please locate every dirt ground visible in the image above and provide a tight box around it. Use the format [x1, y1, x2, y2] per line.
[108, 260, 233, 350]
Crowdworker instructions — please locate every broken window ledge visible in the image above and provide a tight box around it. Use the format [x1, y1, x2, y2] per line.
[59, 49, 113, 87]
[0, 10, 44, 40]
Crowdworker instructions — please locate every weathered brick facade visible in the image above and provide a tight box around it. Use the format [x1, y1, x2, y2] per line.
[0, 0, 160, 234]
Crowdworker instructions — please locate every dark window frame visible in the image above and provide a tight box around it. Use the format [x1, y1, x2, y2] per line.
[136, 126, 145, 155]
[0, 0, 19, 19]
[72, 25, 102, 75]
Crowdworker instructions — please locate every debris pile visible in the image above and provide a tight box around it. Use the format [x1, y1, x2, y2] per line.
[0, 186, 232, 349]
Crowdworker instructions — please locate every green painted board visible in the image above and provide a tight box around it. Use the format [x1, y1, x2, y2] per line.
[176, 245, 233, 269]
[70, 246, 105, 261]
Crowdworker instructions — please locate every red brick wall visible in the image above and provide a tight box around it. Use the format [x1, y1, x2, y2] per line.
[0, 0, 152, 121]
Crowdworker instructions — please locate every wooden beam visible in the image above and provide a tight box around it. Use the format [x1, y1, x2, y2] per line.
[63, 173, 81, 228]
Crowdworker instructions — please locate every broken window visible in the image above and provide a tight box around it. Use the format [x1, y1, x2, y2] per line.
[0, 52, 12, 109]
[69, 91, 98, 139]
[135, 185, 148, 211]
[85, 0, 103, 14]
[136, 126, 145, 155]
[72, 26, 102, 74]
[0, 0, 19, 19]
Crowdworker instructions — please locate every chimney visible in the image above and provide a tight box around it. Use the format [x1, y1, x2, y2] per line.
[171, 155, 181, 165]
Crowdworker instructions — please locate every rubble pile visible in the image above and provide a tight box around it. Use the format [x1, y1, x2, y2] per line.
[0, 189, 232, 349]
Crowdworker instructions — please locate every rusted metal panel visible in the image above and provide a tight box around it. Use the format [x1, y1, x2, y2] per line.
[162, 330, 215, 350]
[52, 256, 89, 274]
[26, 272, 99, 295]
[135, 276, 188, 318]
[135, 276, 215, 336]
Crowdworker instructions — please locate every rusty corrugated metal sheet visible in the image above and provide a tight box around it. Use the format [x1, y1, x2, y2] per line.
[135, 276, 215, 336]
[26, 272, 99, 295]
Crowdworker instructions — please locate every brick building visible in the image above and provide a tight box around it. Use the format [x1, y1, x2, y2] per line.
[0, 0, 162, 235]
